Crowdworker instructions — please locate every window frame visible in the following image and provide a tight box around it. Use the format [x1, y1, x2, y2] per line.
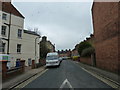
[18, 29, 22, 38]
[17, 44, 21, 53]
[2, 13, 7, 20]
[1, 25, 7, 36]
[1, 43, 6, 53]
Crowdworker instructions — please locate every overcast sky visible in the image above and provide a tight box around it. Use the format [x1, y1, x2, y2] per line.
[13, 1, 94, 50]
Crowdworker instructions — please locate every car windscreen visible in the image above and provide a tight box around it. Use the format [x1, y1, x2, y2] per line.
[46, 55, 58, 60]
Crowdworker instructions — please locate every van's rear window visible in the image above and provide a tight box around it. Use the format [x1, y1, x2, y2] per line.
[46, 56, 58, 60]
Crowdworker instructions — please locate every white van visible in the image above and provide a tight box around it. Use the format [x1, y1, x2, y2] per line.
[46, 52, 60, 67]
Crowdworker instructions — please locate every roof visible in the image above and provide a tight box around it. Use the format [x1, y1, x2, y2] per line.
[24, 30, 40, 36]
[2, 2, 24, 18]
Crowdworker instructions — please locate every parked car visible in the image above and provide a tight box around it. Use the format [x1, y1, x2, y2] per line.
[59, 57, 63, 62]
[46, 52, 60, 67]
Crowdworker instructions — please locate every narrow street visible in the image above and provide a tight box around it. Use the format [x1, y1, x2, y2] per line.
[23, 60, 113, 89]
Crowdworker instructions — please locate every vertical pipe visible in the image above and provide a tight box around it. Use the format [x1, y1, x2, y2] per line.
[7, 12, 11, 54]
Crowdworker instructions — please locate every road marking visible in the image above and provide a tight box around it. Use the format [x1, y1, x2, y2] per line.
[59, 79, 74, 90]
[81, 67, 120, 89]
[14, 69, 48, 89]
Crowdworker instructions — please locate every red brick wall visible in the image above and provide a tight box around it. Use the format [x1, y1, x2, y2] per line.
[118, 2, 120, 75]
[92, 2, 119, 73]
[80, 57, 92, 65]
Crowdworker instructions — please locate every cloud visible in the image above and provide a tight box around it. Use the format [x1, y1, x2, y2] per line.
[13, 2, 93, 50]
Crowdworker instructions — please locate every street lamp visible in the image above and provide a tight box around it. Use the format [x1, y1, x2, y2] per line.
[35, 36, 41, 63]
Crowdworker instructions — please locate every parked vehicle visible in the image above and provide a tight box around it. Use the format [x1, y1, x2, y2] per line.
[59, 57, 63, 62]
[46, 52, 60, 67]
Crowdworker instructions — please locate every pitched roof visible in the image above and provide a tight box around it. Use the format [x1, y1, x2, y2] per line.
[24, 30, 40, 36]
[2, 2, 24, 18]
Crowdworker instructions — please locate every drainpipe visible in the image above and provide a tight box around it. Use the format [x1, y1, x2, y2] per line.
[35, 36, 41, 63]
[4, 12, 11, 54]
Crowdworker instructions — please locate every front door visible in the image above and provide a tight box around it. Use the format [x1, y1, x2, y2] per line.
[28, 58, 32, 66]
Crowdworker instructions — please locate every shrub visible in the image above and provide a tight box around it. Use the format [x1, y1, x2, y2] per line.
[77, 41, 92, 56]
[81, 47, 95, 57]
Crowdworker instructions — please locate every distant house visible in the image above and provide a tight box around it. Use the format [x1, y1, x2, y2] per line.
[23, 30, 40, 66]
[39, 36, 55, 59]
[58, 49, 71, 57]
[40, 36, 55, 53]
[86, 34, 95, 47]
[46, 41, 55, 52]
[71, 49, 79, 57]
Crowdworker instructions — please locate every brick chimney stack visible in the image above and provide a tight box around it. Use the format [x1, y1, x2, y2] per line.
[0, 0, 11, 3]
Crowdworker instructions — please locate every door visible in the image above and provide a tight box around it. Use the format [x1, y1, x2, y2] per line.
[28, 58, 32, 66]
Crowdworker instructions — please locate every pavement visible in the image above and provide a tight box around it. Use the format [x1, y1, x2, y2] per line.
[77, 61, 120, 85]
[20, 60, 116, 89]
[2, 66, 45, 89]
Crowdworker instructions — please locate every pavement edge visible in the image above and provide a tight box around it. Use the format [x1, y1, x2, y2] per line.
[7, 66, 46, 90]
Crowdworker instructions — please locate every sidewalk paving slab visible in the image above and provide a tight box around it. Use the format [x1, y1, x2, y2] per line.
[78, 62, 120, 85]
[2, 66, 45, 89]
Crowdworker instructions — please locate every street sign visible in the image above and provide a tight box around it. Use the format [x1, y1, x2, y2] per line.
[0, 54, 10, 61]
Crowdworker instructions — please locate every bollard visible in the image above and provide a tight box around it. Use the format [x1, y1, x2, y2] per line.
[2, 60, 8, 79]
[31, 60, 35, 69]
[20, 60, 25, 72]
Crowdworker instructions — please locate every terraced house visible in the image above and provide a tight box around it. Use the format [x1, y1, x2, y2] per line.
[0, 2, 40, 67]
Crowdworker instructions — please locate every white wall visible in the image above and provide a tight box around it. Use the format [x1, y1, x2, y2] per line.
[1, 11, 40, 67]
[22, 33, 40, 66]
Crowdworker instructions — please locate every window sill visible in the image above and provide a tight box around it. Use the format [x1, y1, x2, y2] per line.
[17, 52, 21, 54]
[18, 37, 22, 39]
[2, 19, 7, 21]
[2, 35, 7, 37]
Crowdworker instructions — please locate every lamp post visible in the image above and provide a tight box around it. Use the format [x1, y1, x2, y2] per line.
[35, 36, 41, 63]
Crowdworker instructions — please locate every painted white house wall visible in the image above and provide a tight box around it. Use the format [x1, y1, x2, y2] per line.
[22, 31, 40, 66]
[1, 9, 40, 67]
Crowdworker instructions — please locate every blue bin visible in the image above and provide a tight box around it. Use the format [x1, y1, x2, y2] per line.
[16, 61, 20, 67]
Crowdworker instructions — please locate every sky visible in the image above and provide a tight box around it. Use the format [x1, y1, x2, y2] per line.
[13, 1, 94, 51]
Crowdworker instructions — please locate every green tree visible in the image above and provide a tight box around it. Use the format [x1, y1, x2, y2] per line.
[40, 41, 50, 59]
[77, 41, 92, 56]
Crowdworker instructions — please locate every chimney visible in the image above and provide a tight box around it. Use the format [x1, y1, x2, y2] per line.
[1, 0, 11, 3]
[42, 36, 47, 41]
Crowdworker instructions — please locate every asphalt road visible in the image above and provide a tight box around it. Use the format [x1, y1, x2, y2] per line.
[23, 60, 114, 89]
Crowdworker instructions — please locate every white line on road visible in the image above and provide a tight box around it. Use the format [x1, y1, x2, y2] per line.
[59, 79, 74, 90]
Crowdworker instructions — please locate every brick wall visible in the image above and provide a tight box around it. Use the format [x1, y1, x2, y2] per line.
[92, 2, 119, 73]
[80, 57, 92, 65]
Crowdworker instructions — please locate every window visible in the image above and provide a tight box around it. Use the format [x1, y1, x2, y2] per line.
[16, 59, 20, 61]
[17, 44, 21, 53]
[1, 43, 6, 53]
[18, 29, 22, 38]
[1, 26, 6, 36]
[2, 13, 7, 20]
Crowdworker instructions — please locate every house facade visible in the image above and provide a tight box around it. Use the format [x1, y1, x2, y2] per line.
[40, 36, 55, 53]
[46, 41, 55, 52]
[0, 2, 40, 67]
[23, 30, 40, 66]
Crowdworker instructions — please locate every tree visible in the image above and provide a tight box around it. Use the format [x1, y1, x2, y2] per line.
[40, 41, 50, 59]
[77, 41, 92, 56]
